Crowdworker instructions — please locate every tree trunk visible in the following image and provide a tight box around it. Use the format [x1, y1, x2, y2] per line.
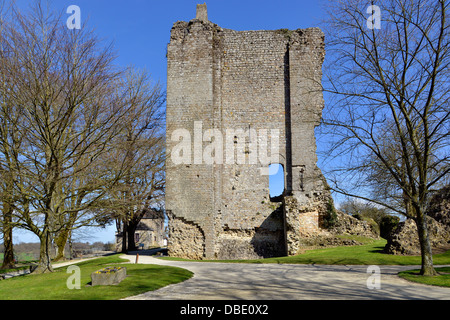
[415, 213, 437, 276]
[121, 221, 128, 253]
[53, 229, 69, 261]
[34, 230, 54, 274]
[1, 206, 15, 270]
[127, 221, 138, 251]
[68, 232, 73, 260]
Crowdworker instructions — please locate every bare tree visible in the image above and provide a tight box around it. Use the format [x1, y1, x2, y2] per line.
[339, 198, 388, 225]
[105, 69, 165, 253]
[0, 0, 22, 269]
[321, 0, 449, 275]
[0, 2, 135, 273]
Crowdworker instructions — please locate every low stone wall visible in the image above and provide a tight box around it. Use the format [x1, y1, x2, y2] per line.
[0, 268, 31, 280]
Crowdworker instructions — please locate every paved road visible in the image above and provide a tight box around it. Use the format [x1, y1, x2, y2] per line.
[121, 253, 450, 300]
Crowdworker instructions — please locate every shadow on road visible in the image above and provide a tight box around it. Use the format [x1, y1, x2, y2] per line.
[125, 247, 168, 257]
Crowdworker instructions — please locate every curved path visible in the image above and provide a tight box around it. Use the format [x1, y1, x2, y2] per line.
[121, 253, 450, 300]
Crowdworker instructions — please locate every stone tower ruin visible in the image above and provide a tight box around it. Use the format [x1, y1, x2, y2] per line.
[165, 4, 332, 259]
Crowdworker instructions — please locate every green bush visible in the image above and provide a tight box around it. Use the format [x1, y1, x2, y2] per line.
[323, 199, 337, 229]
[379, 215, 400, 240]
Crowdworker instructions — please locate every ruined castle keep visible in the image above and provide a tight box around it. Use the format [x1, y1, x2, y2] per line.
[165, 4, 332, 259]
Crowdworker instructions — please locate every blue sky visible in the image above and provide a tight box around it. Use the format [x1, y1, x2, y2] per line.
[12, 0, 328, 244]
[13, 0, 326, 86]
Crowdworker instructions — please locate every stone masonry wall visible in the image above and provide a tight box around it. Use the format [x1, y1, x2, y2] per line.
[167, 211, 206, 260]
[166, 6, 330, 259]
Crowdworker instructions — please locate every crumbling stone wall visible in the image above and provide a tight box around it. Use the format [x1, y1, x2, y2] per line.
[166, 4, 331, 259]
[284, 196, 330, 255]
[167, 211, 205, 260]
[384, 217, 450, 255]
[384, 186, 450, 255]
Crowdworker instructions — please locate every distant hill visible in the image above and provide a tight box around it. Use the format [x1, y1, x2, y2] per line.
[0, 241, 114, 262]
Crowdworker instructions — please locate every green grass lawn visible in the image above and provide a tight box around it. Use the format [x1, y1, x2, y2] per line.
[162, 239, 450, 266]
[161, 238, 450, 288]
[0, 252, 37, 264]
[399, 267, 450, 287]
[0, 254, 193, 300]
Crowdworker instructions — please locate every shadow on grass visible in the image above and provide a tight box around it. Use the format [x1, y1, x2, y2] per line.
[369, 247, 387, 254]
